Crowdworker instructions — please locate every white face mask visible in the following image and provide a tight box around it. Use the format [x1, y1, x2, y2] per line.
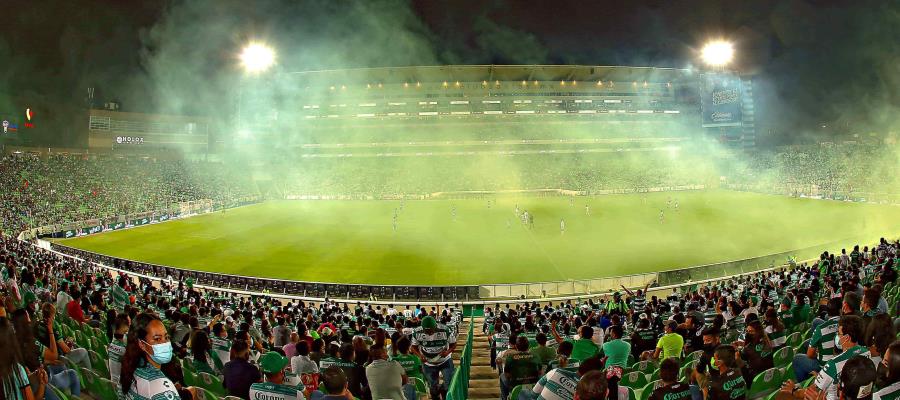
[834, 333, 845, 351]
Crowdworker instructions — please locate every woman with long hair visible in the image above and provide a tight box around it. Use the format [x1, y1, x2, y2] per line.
[763, 308, 786, 348]
[1, 318, 45, 400]
[119, 313, 194, 400]
[11, 309, 80, 399]
[740, 319, 774, 384]
[875, 341, 900, 396]
[190, 330, 217, 375]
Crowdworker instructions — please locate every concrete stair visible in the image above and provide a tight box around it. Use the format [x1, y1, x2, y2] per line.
[466, 318, 501, 400]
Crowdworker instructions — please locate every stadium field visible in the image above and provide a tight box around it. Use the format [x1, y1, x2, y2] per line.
[56, 190, 900, 286]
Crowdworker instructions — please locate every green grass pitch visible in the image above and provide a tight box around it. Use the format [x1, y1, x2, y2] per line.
[57, 190, 900, 286]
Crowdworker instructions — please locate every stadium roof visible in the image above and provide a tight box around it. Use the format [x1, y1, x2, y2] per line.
[285, 65, 694, 85]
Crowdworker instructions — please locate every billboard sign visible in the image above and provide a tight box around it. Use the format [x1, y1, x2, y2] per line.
[701, 73, 743, 127]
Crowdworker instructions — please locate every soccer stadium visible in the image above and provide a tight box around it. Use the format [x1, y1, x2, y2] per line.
[2, 2, 899, 400]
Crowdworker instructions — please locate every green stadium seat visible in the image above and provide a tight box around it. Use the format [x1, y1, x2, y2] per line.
[679, 360, 698, 382]
[196, 387, 221, 400]
[620, 371, 649, 389]
[773, 346, 794, 367]
[184, 371, 199, 388]
[509, 384, 533, 400]
[80, 367, 101, 397]
[639, 380, 663, 400]
[413, 377, 428, 398]
[785, 332, 802, 349]
[683, 350, 703, 366]
[631, 360, 657, 374]
[649, 367, 661, 382]
[49, 384, 73, 400]
[88, 350, 109, 377]
[97, 377, 118, 399]
[198, 372, 227, 397]
[747, 368, 780, 399]
[626, 386, 637, 400]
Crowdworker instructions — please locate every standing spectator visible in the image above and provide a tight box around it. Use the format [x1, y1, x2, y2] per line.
[291, 341, 319, 375]
[273, 317, 291, 348]
[602, 325, 631, 369]
[411, 316, 457, 400]
[391, 336, 424, 385]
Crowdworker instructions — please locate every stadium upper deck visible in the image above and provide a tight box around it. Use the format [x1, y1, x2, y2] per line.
[238, 65, 704, 145]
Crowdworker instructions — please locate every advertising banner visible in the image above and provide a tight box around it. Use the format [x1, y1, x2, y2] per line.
[701, 73, 743, 127]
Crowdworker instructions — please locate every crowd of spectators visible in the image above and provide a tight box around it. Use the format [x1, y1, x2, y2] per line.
[483, 238, 900, 400]
[0, 233, 465, 400]
[0, 154, 256, 235]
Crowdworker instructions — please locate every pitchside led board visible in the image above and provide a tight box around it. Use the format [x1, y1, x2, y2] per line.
[700, 73, 743, 128]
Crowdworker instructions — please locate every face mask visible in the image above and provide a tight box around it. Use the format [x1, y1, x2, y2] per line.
[834, 334, 844, 351]
[114, 333, 125, 340]
[144, 341, 173, 365]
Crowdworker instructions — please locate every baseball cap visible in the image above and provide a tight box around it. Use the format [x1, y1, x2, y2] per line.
[258, 352, 290, 374]
[421, 316, 437, 329]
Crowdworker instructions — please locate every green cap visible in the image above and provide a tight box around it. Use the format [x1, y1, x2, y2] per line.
[421, 316, 437, 329]
[258, 351, 290, 374]
[23, 291, 37, 305]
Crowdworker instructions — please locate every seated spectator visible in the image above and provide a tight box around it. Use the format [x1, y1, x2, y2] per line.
[391, 336, 424, 384]
[650, 358, 691, 400]
[65, 291, 85, 324]
[530, 333, 556, 369]
[12, 307, 81, 399]
[524, 356, 604, 400]
[108, 314, 130, 388]
[120, 313, 195, 400]
[250, 352, 304, 400]
[792, 297, 842, 381]
[499, 336, 542, 400]
[602, 325, 631, 370]
[575, 370, 609, 400]
[875, 341, 900, 398]
[311, 366, 356, 400]
[704, 345, 746, 400]
[763, 309, 786, 348]
[0, 317, 49, 400]
[291, 341, 319, 375]
[366, 345, 415, 400]
[647, 321, 683, 361]
[223, 340, 262, 399]
[740, 320, 774, 385]
[783, 315, 870, 400]
[191, 330, 218, 374]
[840, 356, 877, 400]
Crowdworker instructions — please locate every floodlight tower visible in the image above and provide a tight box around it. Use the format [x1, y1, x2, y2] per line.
[700, 40, 734, 71]
[236, 42, 277, 144]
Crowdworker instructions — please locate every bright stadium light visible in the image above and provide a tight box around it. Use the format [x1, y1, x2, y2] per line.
[701, 41, 734, 67]
[240, 43, 276, 73]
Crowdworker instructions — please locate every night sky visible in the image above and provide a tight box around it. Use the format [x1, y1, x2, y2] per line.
[1, 0, 897, 145]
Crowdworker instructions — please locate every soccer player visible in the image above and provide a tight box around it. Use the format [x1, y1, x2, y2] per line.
[585, 204, 590, 216]
[515, 204, 520, 216]
[674, 199, 679, 211]
[522, 210, 529, 225]
[451, 205, 457, 221]
[528, 213, 535, 229]
[659, 210, 665, 224]
[560, 219, 565, 235]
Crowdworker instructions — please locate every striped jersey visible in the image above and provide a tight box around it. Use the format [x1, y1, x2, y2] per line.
[124, 365, 180, 400]
[248, 382, 305, 400]
[411, 324, 457, 366]
[814, 346, 872, 400]
[810, 316, 840, 363]
[874, 381, 900, 400]
[108, 339, 127, 387]
[530, 368, 579, 400]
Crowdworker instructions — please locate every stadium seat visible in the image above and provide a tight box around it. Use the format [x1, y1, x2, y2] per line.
[49, 384, 73, 400]
[631, 360, 657, 374]
[97, 377, 118, 399]
[509, 384, 533, 400]
[773, 346, 794, 367]
[196, 387, 221, 400]
[625, 386, 637, 400]
[413, 377, 428, 399]
[80, 367, 101, 397]
[785, 332, 802, 349]
[620, 371, 649, 389]
[747, 368, 780, 399]
[679, 360, 698, 382]
[639, 380, 663, 400]
[88, 350, 109, 377]
[184, 371, 200, 388]
[683, 350, 703, 366]
[198, 372, 227, 397]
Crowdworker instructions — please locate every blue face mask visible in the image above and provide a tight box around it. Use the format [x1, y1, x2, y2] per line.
[144, 341, 173, 365]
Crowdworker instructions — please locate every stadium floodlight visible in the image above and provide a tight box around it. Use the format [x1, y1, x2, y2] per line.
[701, 40, 734, 67]
[240, 43, 276, 73]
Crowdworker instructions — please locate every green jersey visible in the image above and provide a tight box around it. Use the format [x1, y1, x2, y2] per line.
[391, 353, 424, 381]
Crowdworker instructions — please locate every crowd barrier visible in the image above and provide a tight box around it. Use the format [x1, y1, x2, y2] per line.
[447, 314, 475, 400]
